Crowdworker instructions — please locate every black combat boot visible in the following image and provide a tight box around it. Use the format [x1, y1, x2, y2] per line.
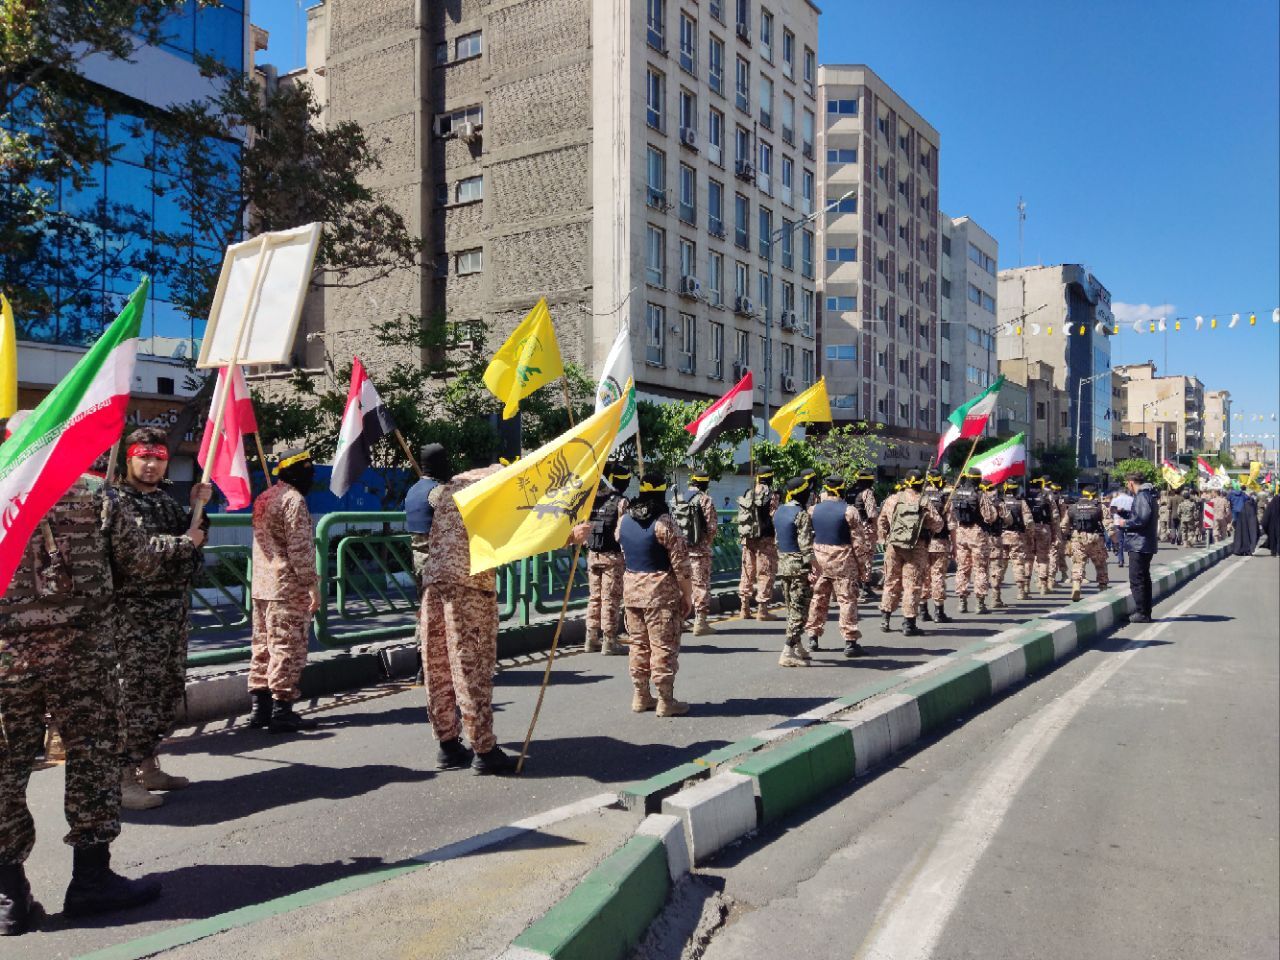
[919, 604, 933, 622]
[959, 596, 969, 613]
[902, 617, 922, 637]
[935, 602, 952, 624]
[880, 611, 891, 632]
[246, 688, 272, 729]
[977, 596, 990, 614]
[843, 641, 865, 658]
[0, 864, 42, 936]
[472, 745, 516, 776]
[435, 737, 474, 771]
[268, 699, 319, 733]
[861, 584, 878, 603]
[63, 844, 160, 918]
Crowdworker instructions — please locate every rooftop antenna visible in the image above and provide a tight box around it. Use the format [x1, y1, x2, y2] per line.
[1016, 195, 1026, 267]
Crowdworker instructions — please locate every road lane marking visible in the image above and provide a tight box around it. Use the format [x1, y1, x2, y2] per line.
[854, 560, 1236, 960]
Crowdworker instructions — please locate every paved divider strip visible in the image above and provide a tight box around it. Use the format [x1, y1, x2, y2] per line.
[502, 543, 1231, 960]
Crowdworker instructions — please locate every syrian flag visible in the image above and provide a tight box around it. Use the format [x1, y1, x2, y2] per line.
[968, 432, 1027, 484]
[0, 280, 148, 595]
[686, 371, 754, 456]
[197, 365, 258, 510]
[594, 326, 639, 452]
[936, 375, 1005, 463]
[331, 357, 397, 497]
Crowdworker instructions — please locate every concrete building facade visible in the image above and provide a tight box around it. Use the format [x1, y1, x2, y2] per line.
[1203, 389, 1231, 455]
[998, 357, 1068, 456]
[997, 264, 1115, 470]
[1114, 361, 1205, 459]
[816, 64, 941, 469]
[939, 214, 998, 423]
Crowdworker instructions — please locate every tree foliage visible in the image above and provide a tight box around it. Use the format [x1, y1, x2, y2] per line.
[1032, 442, 1080, 488]
[1111, 458, 1159, 486]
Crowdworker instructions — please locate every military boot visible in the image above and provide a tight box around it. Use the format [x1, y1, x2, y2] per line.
[756, 605, 777, 621]
[63, 844, 161, 918]
[934, 602, 952, 623]
[902, 617, 922, 637]
[435, 737, 474, 770]
[583, 632, 602, 654]
[860, 584, 879, 603]
[791, 640, 812, 663]
[268, 700, 319, 734]
[959, 596, 969, 613]
[807, 632, 821, 652]
[843, 640, 865, 658]
[1071, 586, 1082, 602]
[919, 603, 933, 622]
[247, 689, 272, 729]
[778, 643, 804, 667]
[692, 614, 715, 636]
[992, 590, 1007, 609]
[655, 681, 691, 717]
[880, 611, 891, 632]
[739, 598, 752, 619]
[136, 756, 188, 792]
[120, 766, 162, 811]
[0, 864, 42, 936]
[471, 746, 516, 776]
[1039, 580, 1051, 596]
[600, 635, 627, 656]
[977, 596, 990, 615]
[44, 724, 66, 764]
[1017, 584, 1029, 600]
[632, 681, 657, 713]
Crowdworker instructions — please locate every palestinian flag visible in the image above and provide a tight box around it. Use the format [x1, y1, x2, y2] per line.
[330, 357, 397, 497]
[936, 375, 1005, 463]
[0, 280, 148, 595]
[686, 371, 753, 455]
[968, 432, 1027, 484]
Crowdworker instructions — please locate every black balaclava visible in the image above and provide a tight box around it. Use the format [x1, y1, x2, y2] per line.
[274, 448, 315, 496]
[420, 443, 452, 482]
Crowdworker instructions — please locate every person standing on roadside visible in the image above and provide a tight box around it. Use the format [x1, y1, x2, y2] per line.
[675, 470, 718, 636]
[1109, 486, 1133, 568]
[919, 470, 952, 622]
[736, 468, 778, 620]
[1116, 471, 1159, 622]
[582, 463, 631, 655]
[807, 475, 873, 653]
[877, 470, 944, 637]
[774, 476, 815, 668]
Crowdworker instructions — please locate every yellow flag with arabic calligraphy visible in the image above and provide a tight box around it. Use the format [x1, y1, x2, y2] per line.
[483, 297, 565, 419]
[769, 377, 832, 446]
[455, 383, 629, 573]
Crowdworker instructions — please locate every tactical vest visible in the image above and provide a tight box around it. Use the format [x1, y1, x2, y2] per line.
[618, 513, 672, 572]
[923, 490, 949, 539]
[1028, 491, 1052, 525]
[587, 492, 624, 553]
[977, 495, 1000, 536]
[812, 499, 852, 546]
[404, 477, 440, 535]
[774, 502, 803, 554]
[1005, 499, 1027, 533]
[951, 487, 979, 526]
[757, 487, 776, 538]
[1069, 500, 1104, 534]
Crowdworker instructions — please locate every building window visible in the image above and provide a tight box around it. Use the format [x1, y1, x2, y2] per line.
[710, 320, 725, 378]
[826, 295, 856, 313]
[759, 74, 773, 128]
[1036, 401, 1047, 420]
[941, 277, 951, 298]
[827, 147, 857, 164]
[734, 259, 749, 298]
[708, 178, 724, 235]
[679, 312, 697, 373]
[735, 56, 750, 112]
[802, 349, 814, 385]
[735, 327, 750, 366]
[781, 279, 795, 313]
[455, 31, 482, 60]
[646, 68, 665, 131]
[760, 9, 773, 61]
[782, 28, 795, 79]
[646, 225, 666, 286]
[826, 245, 857, 263]
[898, 357, 909, 375]
[940, 360, 951, 381]
[679, 12, 697, 74]
[967, 284, 995, 312]
[781, 343, 794, 380]
[780, 155, 794, 206]
[734, 192, 749, 249]
[757, 139, 772, 193]
[967, 242, 996, 275]
[831, 195, 857, 213]
[803, 46, 815, 95]
[455, 175, 482, 204]
[435, 104, 482, 136]
[709, 251, 724, 305]
[435, 182, 449, 207]
[456, 248, 483, 275]
[735, 125, 751, 167]
[941, 234, 952, 255]
[801, 228, 814, 278]
[647, 0, 666, 50]
[735, 0, 750, 32]
[646, 146, 666, 207]
[679, 237, 696, 277]
[780, 221, 794, 269]
[709, 34, 724, 94]
[800, 288, 814, 335]
[826, 98, 859, 116]
[801, 108, 815, 157]
[710, 0, 724, 23]
[679, 88, 697, 134]
[759, 206, 773, 258]
[679, 163, 696, 223]
[646, 302, 666, 365]
[757, 270, 771, 316]
[801, 168, 814, 214]
[826, 344, 858, 361]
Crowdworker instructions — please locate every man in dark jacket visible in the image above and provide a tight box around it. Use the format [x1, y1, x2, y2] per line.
[1117, 472, 1159, 622]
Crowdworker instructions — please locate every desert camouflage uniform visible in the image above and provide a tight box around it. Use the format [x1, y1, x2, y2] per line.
[921, 489, 951, 604]
[686, 490, 718, 615]
[948, 487, 998, 600]
[1212, 494, 1231, 540]
[739, 484, 779, 608]
[250, 482, 317, 703]
[1061, 498, 1111, 590]
[420, 466, 502, 754]
[775, 505, 814, 647]
[852, 487, 879, 585]
[615, 513, 692, 690]
[1157, 497, 1171, 544]
[877, 490, 944, 619]
[1049, 491, 1070, 579]
[991, 497, 1034, 592]
[585, 493, 628, 645]
[0, 476, 195, 865]
[113, 484, 203, 764]
[806, 497, 867, 643]
[1027, 490, 1058, 591]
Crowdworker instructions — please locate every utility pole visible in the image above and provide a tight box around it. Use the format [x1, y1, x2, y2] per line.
[1017, 196, 1026, 267]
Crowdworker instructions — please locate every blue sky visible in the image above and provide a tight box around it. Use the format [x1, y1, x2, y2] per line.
[252, 0, 1280, 436]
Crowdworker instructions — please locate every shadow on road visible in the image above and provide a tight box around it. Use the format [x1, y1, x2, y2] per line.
[513, 735, 731, 782]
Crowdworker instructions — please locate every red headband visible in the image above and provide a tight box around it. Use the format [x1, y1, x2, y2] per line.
[127, 443, 169, 461]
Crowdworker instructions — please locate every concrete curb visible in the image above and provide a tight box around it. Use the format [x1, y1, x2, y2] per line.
[500, 542, 1231, 960]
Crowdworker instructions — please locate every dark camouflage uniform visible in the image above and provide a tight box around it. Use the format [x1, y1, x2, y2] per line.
[776, 506, 814, 646]
[615, 513, 692, 690]
[113, 484, 203, 764]
[420, 466, 501, 754]
[687, 491, 718, 615]
[250, 483, 317, 703]
[0, 477, 195, 864]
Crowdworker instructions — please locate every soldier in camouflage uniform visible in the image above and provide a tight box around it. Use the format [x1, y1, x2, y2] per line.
[249, 450, 322, 735]
[1178, 492, 1202, 546]
[682, 471, 719, 635]
[616, 474, 693, 716]
[877, 470, 944, 637]
[1061, 481, 1111, 601]
[583, 463, 630, 655]
[1026, 476, 1058, 594]
[1049, 483, 1070, 581]
[405, 444, 451, 586]
[919, 470, 952, 623]
[850, 470, 880, 601]
[774, 477, 815, 667]
[807, 476, 872, 655]
[0, 470, 205, 935]
[992, 479, 1034, 601]
[947, 470, 998, 614]
[112, 427, 211, 810]
[738, 469, 779, 619]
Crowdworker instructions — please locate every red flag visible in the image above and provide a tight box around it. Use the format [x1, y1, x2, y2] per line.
[197, 365, 257, 510]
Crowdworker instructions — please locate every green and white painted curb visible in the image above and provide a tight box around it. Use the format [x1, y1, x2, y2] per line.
[500, 543, 1231, 960]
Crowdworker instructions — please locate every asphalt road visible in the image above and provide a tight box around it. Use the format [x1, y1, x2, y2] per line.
[12, 545, 1230, 959]
[690, 553, 1280, 960]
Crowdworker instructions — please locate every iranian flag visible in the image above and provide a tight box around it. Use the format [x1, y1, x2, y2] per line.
[687, 371, 754, 455]
[0, 280, 148, 595]
[936, 374, 1005, 463]
[330, 357, 397, 497]
[968, 432, 1027, 484]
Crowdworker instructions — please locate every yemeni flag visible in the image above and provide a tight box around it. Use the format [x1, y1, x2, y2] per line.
[197, 365, 259, 510]
[686, 371, 754, 455]
[936, 375, 1005, 463]
[968, 432, 1027, 484]
[330, 357, 397, 497]
[0, 280, 148, 595]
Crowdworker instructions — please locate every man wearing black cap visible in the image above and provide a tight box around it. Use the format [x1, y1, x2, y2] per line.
[404, 443, 452, 585]
[1061, 481, 1111, 601]
[807, 475, 870, 655]
[919, 470, 952, 623]
[947, 469, 998, 614]
[677, 470, 719, 635]
[850, 470, 879, 601]
[583, 462, 631, 655]
[877, 470, 944, 636]
[248, 449, 321, 734]
[737, 468, 779, 620]
[774, 477, 815, 667]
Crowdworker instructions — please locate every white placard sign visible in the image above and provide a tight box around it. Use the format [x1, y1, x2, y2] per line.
[196, 222, 322, 369]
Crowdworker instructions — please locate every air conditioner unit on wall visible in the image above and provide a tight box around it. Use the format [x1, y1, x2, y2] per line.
[680, 276, 702, 297]
[679, 127, 698, 149]
[735, 296, 754, 316]
[458, 121, 481, 143]
[782, 375, 796, 392]
[780, 310, 797, 330]
[733, 361, 748, 381]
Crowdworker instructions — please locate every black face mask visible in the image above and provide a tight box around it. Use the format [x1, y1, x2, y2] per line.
[281, 465, 315, 496]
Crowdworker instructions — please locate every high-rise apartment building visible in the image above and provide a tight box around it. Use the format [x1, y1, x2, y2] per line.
[997, 264, 1115, 470]
[816, 65, 941, 468]
[1114, 362, 1205, 459]
[1203, 389, 1231, 455]
[297, 0, 821, 420]
[939, 214, 998, 423]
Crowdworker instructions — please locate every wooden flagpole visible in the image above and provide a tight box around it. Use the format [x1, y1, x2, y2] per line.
[560, 375, 577, 427]
[958, 435, 982, 476]
[393, 429, 423, 478]
[252, 431, 273, 488]
[104, 436, 122, 486]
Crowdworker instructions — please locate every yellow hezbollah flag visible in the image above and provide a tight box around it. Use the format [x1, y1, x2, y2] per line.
[1247, 461, 1262, 489]
[769, 377, 832, 446]
[483, 297, 564, 419]
[0, 294, 17, 419]
[455, 383, 629, 574]
[1162, 464, 1186, 490]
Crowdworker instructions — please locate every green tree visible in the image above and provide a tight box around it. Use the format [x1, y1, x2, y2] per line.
[633, 399, 748, 483]
[1032, 442, 1080, 488]
[1111, 458, 1159, 486]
